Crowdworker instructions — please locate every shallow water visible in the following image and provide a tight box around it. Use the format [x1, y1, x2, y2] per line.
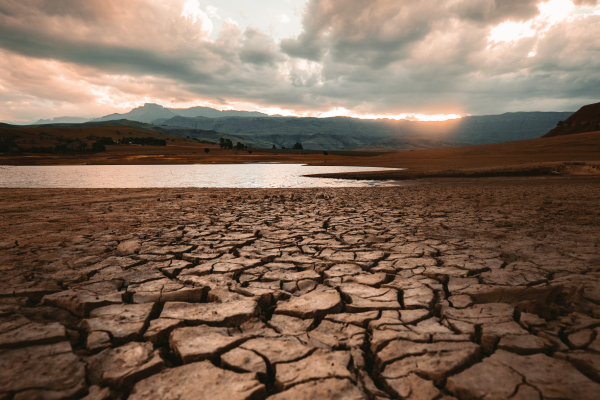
[0, 164, 403, 188]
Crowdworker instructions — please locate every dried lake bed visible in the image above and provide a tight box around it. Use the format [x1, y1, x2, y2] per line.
[1, 178, 600, 399]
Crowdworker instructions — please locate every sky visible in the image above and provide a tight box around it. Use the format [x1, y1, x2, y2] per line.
[0, 0, 599, 123]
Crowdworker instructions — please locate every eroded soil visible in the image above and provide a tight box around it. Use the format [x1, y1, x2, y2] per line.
[1, 180, 600, 399]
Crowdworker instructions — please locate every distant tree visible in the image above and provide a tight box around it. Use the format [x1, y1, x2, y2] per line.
[248, 150, 253, 154]
[0, 138, 18, 153]
[219, 138, 226, 148]
[204, 148, 210, 154]
[272, 144, 276, 149]
[323, 151, 328, 155]
[293, 142, 303, 150]
[235, 141, 245, 150]
[281, 146, 287, 149]
[54, 143, 67, 152]
[225, 139, 233, 149]
[92, 141, 106, 152]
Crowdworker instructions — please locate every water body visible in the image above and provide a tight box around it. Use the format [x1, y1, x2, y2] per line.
[0, 164, 403, 188]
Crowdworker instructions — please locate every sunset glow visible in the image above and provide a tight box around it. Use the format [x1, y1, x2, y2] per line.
[0, 0, 598, 123]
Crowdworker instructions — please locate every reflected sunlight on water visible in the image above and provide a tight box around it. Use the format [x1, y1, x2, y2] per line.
[0, 164, 403, 188]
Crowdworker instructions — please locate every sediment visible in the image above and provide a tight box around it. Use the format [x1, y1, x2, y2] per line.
[1, 179, 600, 399]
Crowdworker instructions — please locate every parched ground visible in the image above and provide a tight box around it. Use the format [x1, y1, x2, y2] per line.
[1, 178, 600, 399]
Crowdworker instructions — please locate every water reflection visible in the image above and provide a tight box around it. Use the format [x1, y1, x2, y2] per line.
[0, 164, 403, 188]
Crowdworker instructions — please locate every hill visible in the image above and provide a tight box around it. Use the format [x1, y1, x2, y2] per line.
[92, 103, 272, 124]
[93, 104, 178, 124]
[155, 111, 573, 150]
[306, 131, 600, 180]
[34, 116, 92, 124]
[543, 102, 600, 138]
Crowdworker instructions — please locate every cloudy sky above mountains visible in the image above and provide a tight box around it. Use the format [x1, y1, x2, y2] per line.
[1, 0, 599, 123]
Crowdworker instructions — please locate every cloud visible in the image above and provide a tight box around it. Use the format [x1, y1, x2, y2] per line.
[0, 0, 599, 123]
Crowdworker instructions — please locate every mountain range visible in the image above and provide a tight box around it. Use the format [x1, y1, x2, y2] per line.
[153, 111, 573, 150]
[92, 103, 272, 123]
[30, 103, 575, 151]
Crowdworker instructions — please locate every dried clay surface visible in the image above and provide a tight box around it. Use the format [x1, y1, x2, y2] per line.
[1, 179, 600, 399]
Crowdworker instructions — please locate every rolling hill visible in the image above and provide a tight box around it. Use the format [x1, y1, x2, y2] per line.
[543, 102, 600, 138]
[92, 103, 272, 124]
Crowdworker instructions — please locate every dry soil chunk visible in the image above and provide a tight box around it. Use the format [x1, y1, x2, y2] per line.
[170, 325, 247, 363]
[268, 314, 314, 335]
[564, 351, 600, 381]
[324, 310, 379, 327]
[448, 295, 474, 309]
[221, 347, 267, 377]
[274, 285, 342, 319]
[129, 360, 266, 400]
[480, 321, 529, 353]
[567, 329, 594, 349]
[116, 240, 141, 255]
[381, 347, 480, 382]
[446, 354, 523, 399]
[449, 349, 600, 400]
[87, 330, 112, 352]
[128, 278, 206, 303]
[375, 340, 480, 373]
[81, 385, 113, 400]
[82, 303, 156, 344]
[339, 284, 401, 312]
[42, 287, 124, 317]
[442, 303, 514, 325]
[160, 300, 259, 326]
[0, 342, 86, 400]
[0, 314, 66, 349]
[497, 334, 549, 355]
[241, 336, 312, 364]
[88, 341, 165, 390]
[383, 373, 441, 400]
[269, 378, 365, 400]
[275, 349, 353, 390]
[143, 318, 184, 344]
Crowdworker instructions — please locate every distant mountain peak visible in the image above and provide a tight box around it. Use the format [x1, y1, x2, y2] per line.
[141, 103, 165, 109]
[34, 116, 92, 125]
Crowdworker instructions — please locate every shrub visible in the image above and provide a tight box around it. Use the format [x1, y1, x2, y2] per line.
[204, 148, 210, 153]
[92, 141, 106, 152]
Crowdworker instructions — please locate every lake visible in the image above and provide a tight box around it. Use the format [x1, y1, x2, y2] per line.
[0, 164, 403, 188]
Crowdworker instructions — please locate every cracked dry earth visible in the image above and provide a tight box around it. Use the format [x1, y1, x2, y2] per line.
[1, 181, 600, 400]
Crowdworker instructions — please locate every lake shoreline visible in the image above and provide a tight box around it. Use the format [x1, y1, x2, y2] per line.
[2, 131, 599, 184]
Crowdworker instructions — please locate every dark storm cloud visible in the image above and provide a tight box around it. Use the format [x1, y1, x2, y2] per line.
[0, 0, 599, 122]
[451, 0, 541, 23]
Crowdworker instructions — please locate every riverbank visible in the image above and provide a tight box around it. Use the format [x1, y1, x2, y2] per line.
[1, 180, 599, 399]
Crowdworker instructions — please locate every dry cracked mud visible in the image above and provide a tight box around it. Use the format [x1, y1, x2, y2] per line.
[1, 178, 600, 399]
